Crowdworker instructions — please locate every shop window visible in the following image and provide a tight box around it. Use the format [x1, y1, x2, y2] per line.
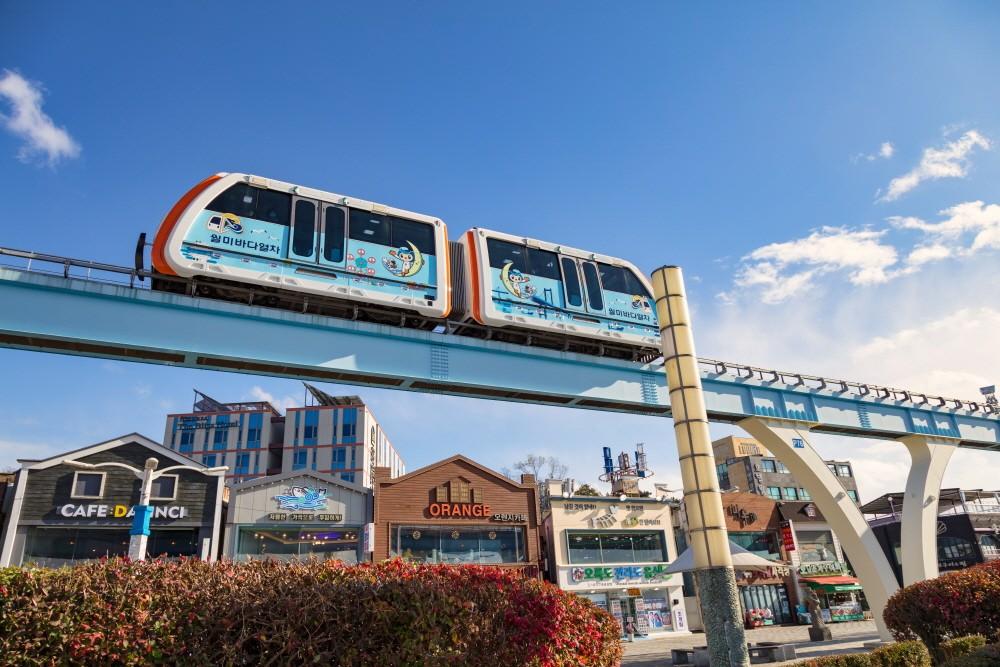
[567, 533, 603, 564]
[71, 471, 105, 499]
[797, 530, 836, 562]
[567, 531, 667, 564]
[938, 535, 976, 560]
[150, 475, 178, 501]
[238, 527, 358, 564]
[729, 531, 780, 560]
[391, 526, 525, 564]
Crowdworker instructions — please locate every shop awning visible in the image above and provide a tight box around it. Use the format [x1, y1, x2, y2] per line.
[801, 575, 862, 592]
[666, 540, 785, 574]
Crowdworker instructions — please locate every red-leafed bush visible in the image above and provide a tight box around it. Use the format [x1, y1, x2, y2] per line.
[0, 558, 622, 666]
[883, 560, 1000, 660]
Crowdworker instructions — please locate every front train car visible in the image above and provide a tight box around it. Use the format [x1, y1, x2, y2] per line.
[458, 228, 660, 356]
[151, 173, 450, 319]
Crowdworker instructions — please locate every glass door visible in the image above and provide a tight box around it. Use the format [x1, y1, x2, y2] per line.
[559, 257, 589, 315]
[318, 204, 347, 268]
[580, 261, 605, 314]
[289, 197, 318, 262]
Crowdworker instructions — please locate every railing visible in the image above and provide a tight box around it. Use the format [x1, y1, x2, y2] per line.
[1, 246, 997, 417]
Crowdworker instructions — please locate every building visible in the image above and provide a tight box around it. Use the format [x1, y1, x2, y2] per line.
[372, 455, 541, 577]
[223, 470, 371, 562]
[0, 434, 225, 567]
[713, 436, 861, 504]
[542, 482, 689, 636]
[863, 488, 1000, 586]
[163, 384, 404, 485]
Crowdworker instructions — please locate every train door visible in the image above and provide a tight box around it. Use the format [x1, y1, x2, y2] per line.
[558, 256, 589, 316]
[318, 204, 347, 269]
[579, 260, 606, 315]
[288, 197, 319, 263]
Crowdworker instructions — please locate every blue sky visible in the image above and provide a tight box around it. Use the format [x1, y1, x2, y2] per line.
[1, 3, 999, 497]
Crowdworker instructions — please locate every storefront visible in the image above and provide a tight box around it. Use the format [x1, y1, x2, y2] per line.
[797, 561, 864, 623]
[543, 488, 688, 636]
[223, 470, 371, 562]
[0, 434, 224, 567]
[372, 455, 541, 576]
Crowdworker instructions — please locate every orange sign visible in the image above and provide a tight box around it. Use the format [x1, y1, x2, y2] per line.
[428, 502, 492, 518]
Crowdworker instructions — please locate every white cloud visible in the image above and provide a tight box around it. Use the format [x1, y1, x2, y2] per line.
[905, 243, 952, 267]
[249, 385, 299, 412]
[0, 70, 80, 166]
[880, 130, 991, 202]
[891, 200, 1000, 253]
[734, 227, 898, 303]
[856, 141, 895, 162]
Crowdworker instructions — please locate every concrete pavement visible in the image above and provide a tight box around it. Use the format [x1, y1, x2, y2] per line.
[622, 620, 879, 666]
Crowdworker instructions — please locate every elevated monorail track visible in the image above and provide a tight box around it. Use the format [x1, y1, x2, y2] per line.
[0, 246, 997, 449]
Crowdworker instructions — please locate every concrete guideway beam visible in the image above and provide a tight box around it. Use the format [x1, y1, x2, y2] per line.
[899, 435, 956, 585]
[739, 417, 898, 642]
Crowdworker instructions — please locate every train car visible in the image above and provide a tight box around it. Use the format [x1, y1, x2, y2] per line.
[456, 228, 660, 355]
[151, 173, 451, 319]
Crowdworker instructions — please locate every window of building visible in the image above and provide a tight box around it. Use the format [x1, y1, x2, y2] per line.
[939, 536, 977, 560]
[797, 530, 836, 562]
[566, 531, 667, 564]
[202, 454, 217, 468]
[837, 465, 853, 478]
[716, 463, 731, 490]
[237, 527, 358, 564]
[560, 257, 583, 307]
[783, 487, 798, 500]
[581, 262, 604, 310]
[293, 450, 307, 471]
[342, 409, 357, 442]
[729, 531, 780, 559]
[150, 475, 178, 501]
[304, 410, 319, 445]
[798, 488, 811, 500]
[762, 459, 777, 473]
[846, 489, 859, 503]
[391, 526, 525, 564]
[827, 463, 837, 475]
[71, 471, 105, 499]
[341, 472, 355, 483]
[332, 447, 347, 470]
[311, 449, 318, 471]
[179, 430, 195, 453]
[766, 486, 782, 500]
[233, 454, 250, 477]
[776, 461, 790, 474]
[213, 428, 227, 450]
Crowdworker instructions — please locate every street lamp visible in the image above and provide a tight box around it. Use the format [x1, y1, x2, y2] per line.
[66, 457, 227, 561]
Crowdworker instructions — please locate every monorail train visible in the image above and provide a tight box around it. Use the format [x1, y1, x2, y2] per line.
[151, 173, 660, 356]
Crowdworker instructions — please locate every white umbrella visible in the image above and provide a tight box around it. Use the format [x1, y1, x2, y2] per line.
[666, 540, 783, 574]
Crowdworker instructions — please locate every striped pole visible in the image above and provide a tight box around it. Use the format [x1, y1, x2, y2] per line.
[652, 266, 749, 667]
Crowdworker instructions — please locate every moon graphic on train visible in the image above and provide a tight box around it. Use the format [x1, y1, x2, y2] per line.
[382, 241, 424, 278]
[500, 261, 535, 299]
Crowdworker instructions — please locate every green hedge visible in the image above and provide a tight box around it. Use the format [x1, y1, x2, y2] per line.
[796, 641, 930, 667]
[938, 636, 988, 664]
[940, 643, 1000, 667]
[0, 558, 622, 666]
[883, 560, 1000, 659]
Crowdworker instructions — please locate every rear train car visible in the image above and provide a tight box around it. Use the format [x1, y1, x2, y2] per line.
[456, 228, 660, 355]
[151, 173, 450, 319]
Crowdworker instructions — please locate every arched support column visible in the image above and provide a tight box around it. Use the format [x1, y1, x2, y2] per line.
[898, 435, 956, 585]
[739, 417, 898, 641]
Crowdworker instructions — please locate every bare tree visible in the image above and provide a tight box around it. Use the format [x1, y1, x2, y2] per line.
[513, 454, 568, 480]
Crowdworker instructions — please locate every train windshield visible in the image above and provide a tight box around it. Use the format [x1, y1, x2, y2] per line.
[598, 263, 650, 297]
[348, 211, 435, 254]
[207, 184, 291, 226]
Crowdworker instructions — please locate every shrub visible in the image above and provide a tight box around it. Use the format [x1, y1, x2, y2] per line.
[883, 560, 1000, 658]
[0, 558, 622, 666]
[869, 640, 930, 667]
[938, 636, 988, 664]
[940, 643, 1000, 667]
[797, 653, 871, 666]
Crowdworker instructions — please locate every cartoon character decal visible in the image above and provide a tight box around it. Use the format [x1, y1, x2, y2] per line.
[206, 212, 244, 234]
[500, 261, 536, 299]
[631, 295, 651, 313]
[273, 486, 328, 511]
[382, 241, 424, 278]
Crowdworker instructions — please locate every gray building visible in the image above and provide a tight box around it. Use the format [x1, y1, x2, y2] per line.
[223, 470, 371, 562]
[0, 434, 225, 567]
[713, 436, 860, 504]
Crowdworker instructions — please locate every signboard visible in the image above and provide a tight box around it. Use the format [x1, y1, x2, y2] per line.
[780, 520, 796, 552]
[177, 416, 237, 431]
[57, 503, 189, 519]
[268, 485, 342, 523]
[362, 522, 374, 554]
[798, 561, 847, 576]
[561, 564, 673, 589]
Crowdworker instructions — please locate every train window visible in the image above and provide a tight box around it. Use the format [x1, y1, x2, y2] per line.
[391, 217, 436, 255]
[207, 184, 291, 226]
[561, 257, 583, 307]
[348, 209, 391, 246]
[581, 262, 604, 310]
[624, 268, 652, 298]
[487, 238, 528, 272]
[323, 207, 346, 262]
[525, 248, 560, 280]
[292, 200, 316, 256]
[597, 263, 628, 293]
